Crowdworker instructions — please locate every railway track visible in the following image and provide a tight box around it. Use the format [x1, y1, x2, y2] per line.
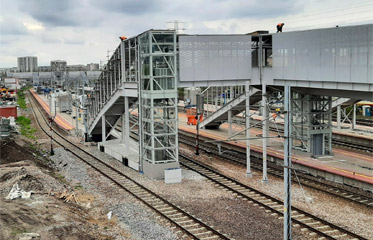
[179, 154, 369, 240]
[113, 118, 372, 208]
[27, 92, 231, 240]
[229, 117, 372, 153]
[178, 133, 373, 209]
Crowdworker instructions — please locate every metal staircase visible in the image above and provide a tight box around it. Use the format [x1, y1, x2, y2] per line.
[87, 42, 137, 141]
[200, 87, 262, 129]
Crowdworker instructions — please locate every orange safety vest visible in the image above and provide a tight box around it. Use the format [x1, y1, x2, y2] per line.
[277, 23, 284, 27]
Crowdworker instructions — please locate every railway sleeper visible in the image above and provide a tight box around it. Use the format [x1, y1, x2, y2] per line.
[314, 225, 330, 230]
[176, 219, 194, 224]
[187, 227, 206, 233]
[332, 234, 347, 238]
[163, 209, 178, 214]
[193, 231, 212, 237]
[298, 218, 313, 222]
[306, 221, 320, 226]
[153, 204, 169, 208]
[167, 212, 184, 217]
[200, 235, 220, 240]
[182, 223, 199, 228]
[323, 229, 339, 234]
[157, 207, 174, 211]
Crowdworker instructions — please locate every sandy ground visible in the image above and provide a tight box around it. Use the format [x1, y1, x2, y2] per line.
[0, 138, 130, 240]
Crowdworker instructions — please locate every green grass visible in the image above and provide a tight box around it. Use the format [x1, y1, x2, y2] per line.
[16, 86, 31, 109]
[74, 183, 83, 190]
[16, 116, 36, 140]
[51, 172, 68, 184]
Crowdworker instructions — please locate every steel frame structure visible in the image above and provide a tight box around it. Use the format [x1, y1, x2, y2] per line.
[291, 91, 332, 156]
[138, 30, 179, 165]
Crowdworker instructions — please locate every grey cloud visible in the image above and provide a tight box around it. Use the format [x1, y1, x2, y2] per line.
[41, 34, 63, 44]
[64, 39, 85, 45]
[17, 0, 99, 27]
[165, 0, 302, 21]
[0, 17, 28, 35]
[94, 0, 164, 15]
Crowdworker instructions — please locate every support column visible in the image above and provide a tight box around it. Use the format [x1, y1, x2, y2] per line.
[352, 104, 356, 130]
[262, 84, 268, 183]
[283, 85, 292, 240]
[337, 105, 341, 129]
[245, 81, 252, 177]
[102, 114, 106, 143]
[228, 110, 232, 137]
[121, 112, 125, 143]
[124, 97, 130, 154]
[75, 103, 79, 136]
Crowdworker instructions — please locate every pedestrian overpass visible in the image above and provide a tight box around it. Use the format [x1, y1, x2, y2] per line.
[87, 24, 373, 179]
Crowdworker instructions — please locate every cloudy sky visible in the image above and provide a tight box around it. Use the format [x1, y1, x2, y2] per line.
[1, 0, 372, 68]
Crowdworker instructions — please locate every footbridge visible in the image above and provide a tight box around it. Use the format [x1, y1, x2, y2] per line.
[87, 24, 372, 179]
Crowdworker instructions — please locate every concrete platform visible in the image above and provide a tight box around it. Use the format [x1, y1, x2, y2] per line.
[30, 90, 75, 132]
[178, 111, 373, 192]
[98, 138, 140, 171]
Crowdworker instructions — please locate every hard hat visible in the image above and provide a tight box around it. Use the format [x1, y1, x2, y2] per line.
[119, 36, 127, 40]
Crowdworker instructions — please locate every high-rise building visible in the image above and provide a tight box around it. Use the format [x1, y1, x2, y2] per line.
[51, 60, 67, 87]
[86, 63, 99, 71]
[50, 60, 67, 72]
[17, 56, 38, 72]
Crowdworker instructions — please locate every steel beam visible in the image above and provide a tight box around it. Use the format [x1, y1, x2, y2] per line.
[245, 82, 252, 177]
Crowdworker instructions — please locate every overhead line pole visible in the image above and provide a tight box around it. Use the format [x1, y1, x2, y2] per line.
[284, 85, 292, 240]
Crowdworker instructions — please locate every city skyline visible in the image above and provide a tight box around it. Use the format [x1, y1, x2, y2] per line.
[1, 0, 373, 68]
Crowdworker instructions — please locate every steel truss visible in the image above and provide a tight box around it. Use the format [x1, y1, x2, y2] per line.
[291, 91, 332, 156]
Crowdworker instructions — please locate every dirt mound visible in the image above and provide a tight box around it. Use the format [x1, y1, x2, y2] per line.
[0, 161, 65, 197]
[0, 139, 35, 164]
[18, 174, 45, 192]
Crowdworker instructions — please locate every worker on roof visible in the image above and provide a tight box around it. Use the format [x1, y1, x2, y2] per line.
[119, 36, 127, 40]
[276, 23, 285, 33]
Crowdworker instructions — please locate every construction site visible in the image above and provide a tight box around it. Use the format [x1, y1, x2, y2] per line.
[1, 23, 372, 240]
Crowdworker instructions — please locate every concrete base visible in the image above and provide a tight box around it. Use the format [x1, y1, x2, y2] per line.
[98, 139, 139, 171]
[165, 168, 182, 184]
[143, 160, 180, 180]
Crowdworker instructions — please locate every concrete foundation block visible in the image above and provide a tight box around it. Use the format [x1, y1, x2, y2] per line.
[165, 168, 182, 184]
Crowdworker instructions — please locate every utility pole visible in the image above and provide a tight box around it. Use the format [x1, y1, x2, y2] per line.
[245, 82, 252, 177]
[49, 94, 56, 156]
[75, 77, 79, 137]
[82, 72, 88, 141]
[195, 94, 203, 155]
[284, 85, 292, 240]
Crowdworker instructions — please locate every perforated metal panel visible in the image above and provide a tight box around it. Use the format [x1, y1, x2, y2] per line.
[273, 24, 373, 84]
[179, 35, 252, 82]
